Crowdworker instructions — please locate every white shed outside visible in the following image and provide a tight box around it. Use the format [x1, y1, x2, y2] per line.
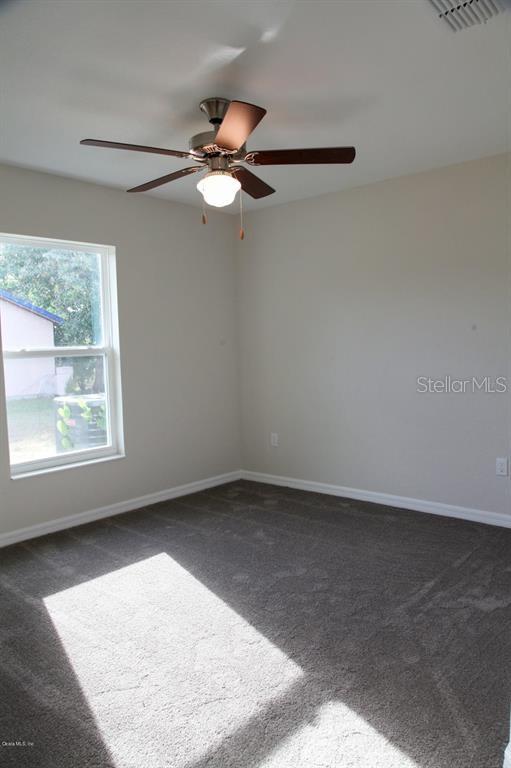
[0, 291, 69, 398]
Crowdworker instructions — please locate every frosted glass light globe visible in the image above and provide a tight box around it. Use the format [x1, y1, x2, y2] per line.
[197, 171, 241, 208]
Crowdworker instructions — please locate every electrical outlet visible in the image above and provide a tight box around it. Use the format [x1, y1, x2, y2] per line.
[496, 457, 509, 477]
[270, 432, 279, 447]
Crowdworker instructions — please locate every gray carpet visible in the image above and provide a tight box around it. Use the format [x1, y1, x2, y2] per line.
[1, 480, 510, 768]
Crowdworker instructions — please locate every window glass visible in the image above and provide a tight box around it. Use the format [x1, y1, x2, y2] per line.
[0, 243, 102, 348]
[4, 355, 108, 464]
[0, 235, 122, 474]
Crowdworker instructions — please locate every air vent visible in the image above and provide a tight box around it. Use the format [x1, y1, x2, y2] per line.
[428, 0, 507, 31]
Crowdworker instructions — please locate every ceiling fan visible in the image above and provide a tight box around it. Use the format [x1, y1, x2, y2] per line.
[80, 98, 356, 209]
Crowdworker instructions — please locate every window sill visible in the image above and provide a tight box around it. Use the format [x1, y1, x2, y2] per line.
[11, 451, 126, 480]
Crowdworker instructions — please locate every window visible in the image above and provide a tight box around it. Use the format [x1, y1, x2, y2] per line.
[0, 233, 123, 476]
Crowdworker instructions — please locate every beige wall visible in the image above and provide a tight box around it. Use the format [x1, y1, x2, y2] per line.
[0, 163, 240, 536]
[0, 154, 509, 539]
[238, 154, 511, 516]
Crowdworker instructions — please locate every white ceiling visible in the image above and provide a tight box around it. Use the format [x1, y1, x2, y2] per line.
[0, 0, 509, 213]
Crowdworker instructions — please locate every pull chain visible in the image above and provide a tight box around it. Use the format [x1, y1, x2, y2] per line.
[239, 190, 245, 240]
[201, 198, 208, 225]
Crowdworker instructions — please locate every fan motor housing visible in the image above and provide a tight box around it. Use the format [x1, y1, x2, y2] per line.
[189, 130, 247, 160]
[189, 130, 218, 156]
[190, 97, 250, 158]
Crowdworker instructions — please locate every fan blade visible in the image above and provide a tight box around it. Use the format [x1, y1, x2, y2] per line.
[244, 147, 356, 165]
[127, 166, 204, 193]
[214, 101, 266, 152]
[81, 139, 200, 160]
[232, 167, 275, 199]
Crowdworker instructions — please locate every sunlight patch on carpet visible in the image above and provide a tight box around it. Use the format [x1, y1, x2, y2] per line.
[261, 700, 420, 768]
[43, 553, 303, 767]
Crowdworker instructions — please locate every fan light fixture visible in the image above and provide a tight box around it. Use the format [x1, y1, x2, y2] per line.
[197, 170, 241, 208]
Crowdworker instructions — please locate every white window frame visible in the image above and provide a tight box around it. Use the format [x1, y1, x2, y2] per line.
[0, 232, 124, 478]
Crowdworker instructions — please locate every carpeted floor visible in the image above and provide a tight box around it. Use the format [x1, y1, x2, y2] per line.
[1, 480, 510, 768]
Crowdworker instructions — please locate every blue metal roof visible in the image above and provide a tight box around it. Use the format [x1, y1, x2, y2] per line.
[0, 288, 64, 325]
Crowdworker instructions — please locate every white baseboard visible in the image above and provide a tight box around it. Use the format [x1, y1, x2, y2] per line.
[504, 743, 511, 768]
[3, 466, 510, 549]
[0, 470, 242, 549]
[240, 470, 511, 530]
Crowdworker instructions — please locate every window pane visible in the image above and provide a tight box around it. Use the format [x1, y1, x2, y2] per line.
[0, 242, 102, 348]
[4, 355, 109, 465]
